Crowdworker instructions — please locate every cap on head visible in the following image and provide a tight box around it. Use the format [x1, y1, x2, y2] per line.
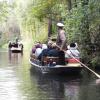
[57, 22, 64, 27]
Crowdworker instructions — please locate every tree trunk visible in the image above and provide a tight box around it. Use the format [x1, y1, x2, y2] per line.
[67, 0, 72, 11]
[74, 0, 77, 7]
[81, 0, 89, 6]
[48, 18, 52, 39]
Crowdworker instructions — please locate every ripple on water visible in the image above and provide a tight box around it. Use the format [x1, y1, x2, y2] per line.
[0, 68, 22, 100]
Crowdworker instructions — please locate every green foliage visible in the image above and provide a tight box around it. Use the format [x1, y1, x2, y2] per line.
[13, 0, 48, 43]
[88, 0, 100, 30]
[91, 56, 100, 67]
[30, 0, 60, 21]
[0, 0, 99, 65]
[64, 4, 84, 43]
[0, 1, 16, 47]
[0, 1, 14, 22]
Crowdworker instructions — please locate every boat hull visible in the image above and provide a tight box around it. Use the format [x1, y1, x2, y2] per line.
[8, 42, 23, 53]
[29, 59, 83, 74]
[9, 46, 23, 53]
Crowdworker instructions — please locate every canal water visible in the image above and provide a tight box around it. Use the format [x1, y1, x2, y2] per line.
[0, 48, 100, 100]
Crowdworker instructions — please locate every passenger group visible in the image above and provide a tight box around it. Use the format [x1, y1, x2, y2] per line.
[31, 22, 80, 65]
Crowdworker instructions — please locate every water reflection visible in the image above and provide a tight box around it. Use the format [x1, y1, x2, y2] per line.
[8, 52, 23, 65]
[0, 68, 21, 100]
[0, 51, 22, 100]
[30, 68, 82, 100]
[0, 49, 100, 100]
[64, 81, 80, 100]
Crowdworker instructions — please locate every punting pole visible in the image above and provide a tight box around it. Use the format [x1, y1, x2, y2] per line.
[55, 44, 100, 78]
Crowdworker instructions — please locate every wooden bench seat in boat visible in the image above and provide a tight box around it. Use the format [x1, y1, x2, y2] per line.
[42, 56, 59, 65]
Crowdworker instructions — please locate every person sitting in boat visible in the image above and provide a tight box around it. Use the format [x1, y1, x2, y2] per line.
[35, 44, 47, 59]
[47, 43, 59, 57]
[13, 37, 19, 47]
[38, 41, 53, 60]
[19, 43, 24, 49]
[65, 42, 80, 58]
[31, 42, 42, 54]
[47, 42, 65, 65]
[38, 40, 54, 58]
[8, 41, 12, 48]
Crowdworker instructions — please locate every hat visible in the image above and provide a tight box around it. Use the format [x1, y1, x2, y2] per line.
[57, 22, 64, 27]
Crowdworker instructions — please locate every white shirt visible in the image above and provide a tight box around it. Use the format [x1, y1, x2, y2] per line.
[65, 48, 80, 58]
[42, 44, 47, 50]
[35, 48, 42, 58]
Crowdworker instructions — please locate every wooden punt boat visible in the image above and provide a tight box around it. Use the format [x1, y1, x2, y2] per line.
[9, 46, 23, 53]
[29, 54, 83, 74]
[8, 42, 23, 53]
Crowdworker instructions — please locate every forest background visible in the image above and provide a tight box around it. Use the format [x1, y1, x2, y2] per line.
[0, 0, 100, 68]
